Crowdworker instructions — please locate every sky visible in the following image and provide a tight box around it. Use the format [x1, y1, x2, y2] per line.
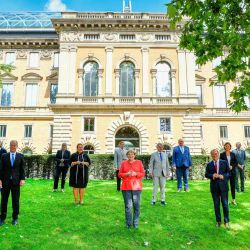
[0, 0, 171, 13]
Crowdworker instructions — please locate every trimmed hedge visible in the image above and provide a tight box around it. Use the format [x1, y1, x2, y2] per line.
[23, 154, 250, 180]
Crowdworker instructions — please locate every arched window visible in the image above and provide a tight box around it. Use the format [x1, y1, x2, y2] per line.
[83, 61, 99, 96]
[22, 147, 33, 156]
[155, 62, 172, 97]
[84, 144, 95, 154]
[119, 61, 135, 96]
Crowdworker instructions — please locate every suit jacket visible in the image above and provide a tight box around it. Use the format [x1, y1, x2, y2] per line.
[0, 147, 7, 158]
[220, 151, 238, 172]
[205, 160, 230, 193]
[0, 152, 25, 186]
[114, 148, 127, 170]
[149, 151, 169, 177]
[55, 150, 71, 167]
[172, 146, 192, 168]
[232, 149, 246, 165]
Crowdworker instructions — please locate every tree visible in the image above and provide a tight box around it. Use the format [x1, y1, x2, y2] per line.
[167, 0, 250, 112]
[0, 64, 14, 88]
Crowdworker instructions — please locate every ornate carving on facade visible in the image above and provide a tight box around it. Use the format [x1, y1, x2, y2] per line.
[41, 50, 53, 59]
[0, 72, 18, 81]
[138, 34, 153, 42]
[16, 50, 28, 59]
[103, 33, 118, 41]
[80, 135, 101, 153]
[60, 31, 83, 42]
[21, 72, 43, 81]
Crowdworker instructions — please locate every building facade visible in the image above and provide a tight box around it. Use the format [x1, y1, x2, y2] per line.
[0, 11, 250, 155]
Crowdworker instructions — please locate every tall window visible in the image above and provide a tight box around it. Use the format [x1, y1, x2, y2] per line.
[29, 52, 39, 68]
[160, 118, 171, 132]
[212, 57, 221, 69]
[84, 117, 95, 132]
[50, 83, 58, 104]
[53, 52, 59, 68]
[196, 85, 203, 104]
[26, 83, 38, 106]
[0, 125, 7, 137]
[119, 61, 135, 96]
[219, 126, 228, 139]
[5, 52, 16, 65]
[83, 61, 99, 96]
[1, 83, 13, 106]
[155, 62, 172, 97]
[244, 126, 250, 138]
[24, 125, 32, 138]
[214, 85, 227, 108]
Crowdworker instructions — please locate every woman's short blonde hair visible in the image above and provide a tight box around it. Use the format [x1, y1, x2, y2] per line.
[126, 150, 136, 156]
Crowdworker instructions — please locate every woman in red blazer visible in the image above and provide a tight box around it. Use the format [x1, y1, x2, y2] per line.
[118, 150, 145, 229]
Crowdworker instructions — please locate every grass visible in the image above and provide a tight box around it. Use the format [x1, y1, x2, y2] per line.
[0, 179, 250, 250]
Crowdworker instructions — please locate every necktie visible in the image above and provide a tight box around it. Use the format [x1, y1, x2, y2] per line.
[159, 152, 162, 162]
[214, 161, 218, 173]
[11, 153, 15, 167]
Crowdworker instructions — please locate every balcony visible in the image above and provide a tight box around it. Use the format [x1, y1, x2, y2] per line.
[201, 108, 250, 117]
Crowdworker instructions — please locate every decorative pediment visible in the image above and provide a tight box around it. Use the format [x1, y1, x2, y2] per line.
[209, 75, 218, 82]
[195, 74, 206, 83]
[21, 73, 43, 81]
[46, 72, 58, 81]
[0, 72, 18, 81]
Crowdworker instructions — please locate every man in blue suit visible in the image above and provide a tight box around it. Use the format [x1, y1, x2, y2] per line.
[172, 138, 192, 192]
[205, 149, 230, 228]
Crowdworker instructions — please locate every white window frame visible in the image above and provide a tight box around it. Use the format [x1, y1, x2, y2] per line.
[28, 52, 40, 68]
[219, 125, 228, 139]
[0, 124, 7, 138]
[53, 52, 59, 68]
[213, 85, 227, 108]
[24, 124, 33, 138]
[4, 51, 16, 65]
[25, 83, 38, 107]
[83, 117, 96, 133]
[244, 125, 250, 138]
[0, 82, 14, 107]
[196, 84, 203, 105]
[159, 117, 171, 133]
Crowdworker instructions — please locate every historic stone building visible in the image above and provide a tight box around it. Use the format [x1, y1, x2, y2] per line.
[0, 9, 249, 155]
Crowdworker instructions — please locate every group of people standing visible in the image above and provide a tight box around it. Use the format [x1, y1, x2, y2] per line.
[0, 139, 247, 229]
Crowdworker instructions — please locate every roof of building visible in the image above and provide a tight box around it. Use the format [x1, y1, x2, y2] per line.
[0, 12, 61, 29]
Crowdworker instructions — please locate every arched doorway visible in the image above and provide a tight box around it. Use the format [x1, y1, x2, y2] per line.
[115, 126, 140, 153]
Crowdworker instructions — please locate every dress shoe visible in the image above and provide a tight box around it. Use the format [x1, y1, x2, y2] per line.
[61, 189, 65, 193]
[12, 219, 18, 226]
[224, 222, 230, 228]
[184, 189, 189, 192]
[0, 219, 5, 226]
[151, 201, 156, 205]
[134, 225, 139, 229]
[52, 189, 57, 192]
[178, 189, 182, 192]
[216, 222, 221, 227]
[160, 201, 166, 206]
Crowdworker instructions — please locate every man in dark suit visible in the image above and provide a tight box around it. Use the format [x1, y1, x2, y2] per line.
[172, 138, 192, 192]
[0, 141, 7, 157]
[0, 140, 25, 226]
[53, 143, 71, 192]
[205, 149, 230, 228]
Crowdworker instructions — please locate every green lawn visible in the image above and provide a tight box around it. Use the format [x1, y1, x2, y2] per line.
[0, 179, 249, 250]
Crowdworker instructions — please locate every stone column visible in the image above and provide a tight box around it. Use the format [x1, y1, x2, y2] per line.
[134, 69, 140, 96]
[177, 49, 188, 96]
[150, 69, 157, 96]
[114, 69, 121, 95]
[58, 45, 69, 96]
[77, 69, 84, 95]
[105, 47, 113, 96]
[186, 51, 196, 95]
[68, 46, 77, 95]
[98, 69, 104, 96]
[141, 47, 149, 96]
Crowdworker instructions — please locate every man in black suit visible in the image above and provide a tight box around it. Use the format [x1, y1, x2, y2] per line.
[53, 143, 71, 192]
[0, 140, 25, 226]
[205, 149, 230, 228]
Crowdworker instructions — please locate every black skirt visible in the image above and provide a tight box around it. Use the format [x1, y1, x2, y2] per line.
[69, 153, 91, 188]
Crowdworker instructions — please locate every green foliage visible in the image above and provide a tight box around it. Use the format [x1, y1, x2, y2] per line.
[167, 0, 250, 112]
[0, 179, 250, 249]
[0, 64, 15, 87]
[23, 154, 250, 180]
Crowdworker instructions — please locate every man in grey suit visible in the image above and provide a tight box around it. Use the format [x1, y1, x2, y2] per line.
[149, 143, 170, 206]
[233, 142, 247, 192]
[114, 141, 127, 191]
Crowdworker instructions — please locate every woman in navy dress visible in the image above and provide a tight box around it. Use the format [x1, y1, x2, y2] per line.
[69, 143, 91, 205]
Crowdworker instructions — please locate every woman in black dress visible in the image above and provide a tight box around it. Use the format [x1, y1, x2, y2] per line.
[220, 142, 238, 205]
[69, 143, 91, 205]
